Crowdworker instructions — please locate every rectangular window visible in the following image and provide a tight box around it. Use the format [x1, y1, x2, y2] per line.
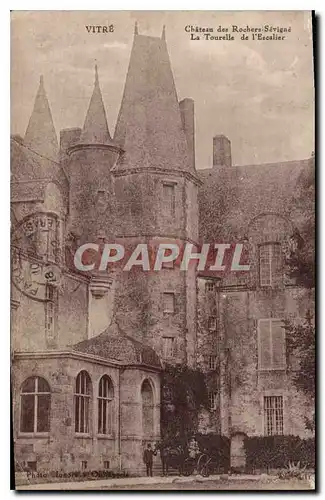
[162, 337, 174, 359]
[37, 215, 60, 263]
[163, 292, 175, 313]
[47, 217, 60, 262]
[45, 285, 56, 339]
[162, 259, 174, 269]
[98, 398, 113, 435]
[27, 461, 37, 472]
[36, 394, 51, 432]
[209, 355, 218, 370]
[258, 319, 286, 370]
[208, 316, 217, 331]
[103, 461, 110, 470]
[264, 396, 284, 436]
[163, 184, 175, 217]
[81, 461, 88, 471]
[208, 391, 218, 411]
[20, 395, 35, 433]
[259, 243, 282, 287]
[206, 282, 215, 293]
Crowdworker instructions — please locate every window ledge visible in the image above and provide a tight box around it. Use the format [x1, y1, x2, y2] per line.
[259, 286, 284, 290]
[74, 433, 92, 439]
[97, 434, 115, 440]
[258, 367, 286, 372]
[17, 432, 50, 439]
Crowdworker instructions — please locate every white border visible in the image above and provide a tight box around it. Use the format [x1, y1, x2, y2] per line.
[3, 2, 321, 499]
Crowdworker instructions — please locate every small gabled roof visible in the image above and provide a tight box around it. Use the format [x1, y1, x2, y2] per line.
[80, 65, 113, 145]
[24, 76, 59, 162]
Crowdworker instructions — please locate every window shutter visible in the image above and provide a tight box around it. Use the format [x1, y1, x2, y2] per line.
[271, 320, 285, 368]
[272, 244, 283, 287]
[258, 319, 271, 369]
[259, 246, 271, 286]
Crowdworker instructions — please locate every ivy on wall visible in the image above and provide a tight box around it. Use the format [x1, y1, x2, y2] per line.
[161, 363, 209, 442]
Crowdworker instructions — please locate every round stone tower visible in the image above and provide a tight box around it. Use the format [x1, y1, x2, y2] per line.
[65, 66, 122, 337]
[112, 27, 200, 366]
[67, 65, 121, 245]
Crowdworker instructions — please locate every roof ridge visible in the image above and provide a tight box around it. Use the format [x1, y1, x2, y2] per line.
[198, 157, 312, 173]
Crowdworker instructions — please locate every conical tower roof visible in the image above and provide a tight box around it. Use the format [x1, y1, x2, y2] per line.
[80, 65, 112, 145]
[24, 76, 59, 162]
[113, 27, 194, 173]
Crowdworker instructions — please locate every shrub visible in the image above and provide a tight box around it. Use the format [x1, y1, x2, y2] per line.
[278, 461, 308, 480]
[195, 433, 230, 471]
[244, 436, 315, 471]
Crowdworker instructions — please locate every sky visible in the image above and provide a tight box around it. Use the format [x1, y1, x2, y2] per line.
[11, 10, 314, 168]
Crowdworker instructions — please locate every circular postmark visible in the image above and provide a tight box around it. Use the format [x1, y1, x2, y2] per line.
[11, 212, 62, 302]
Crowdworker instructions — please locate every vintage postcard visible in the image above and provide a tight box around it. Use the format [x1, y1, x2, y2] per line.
[11, 11, 315, 491]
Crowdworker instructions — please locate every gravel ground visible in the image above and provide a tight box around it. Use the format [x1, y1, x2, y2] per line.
[97, 479, 313, 491]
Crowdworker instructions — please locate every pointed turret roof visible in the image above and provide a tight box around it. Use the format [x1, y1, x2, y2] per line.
[24, 76, 59, 162]
[80, 65, 112, 145]
[113, 28, 195, 173]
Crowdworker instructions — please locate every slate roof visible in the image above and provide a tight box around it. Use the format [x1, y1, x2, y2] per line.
[198, 158, 313, 242]
[72, 319, 161, 368]
[10, 137, 69, 204]
[113, 31, 195, 174]
[24, 76, 59, 162]
[80, 65, 114, 145]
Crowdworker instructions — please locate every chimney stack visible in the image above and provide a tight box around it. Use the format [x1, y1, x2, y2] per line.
[213, 135, 231, 168]
[179, 98, 195, 170]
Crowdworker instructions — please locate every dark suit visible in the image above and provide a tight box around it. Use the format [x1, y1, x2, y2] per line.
[143, 448, 155, 476]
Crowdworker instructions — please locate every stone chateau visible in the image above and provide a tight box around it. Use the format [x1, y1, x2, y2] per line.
[11, 26, 314, 474]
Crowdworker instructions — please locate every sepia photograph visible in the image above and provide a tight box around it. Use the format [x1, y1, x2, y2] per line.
[10, 10, 315, 491]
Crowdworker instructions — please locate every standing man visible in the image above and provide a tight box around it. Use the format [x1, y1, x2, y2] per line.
[143, 443, 156, 477]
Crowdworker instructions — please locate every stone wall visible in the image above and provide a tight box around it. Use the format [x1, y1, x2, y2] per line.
[112, 168, 199, 366]
[196, 283, 314, 439]
[12, 271, 89, 353]
[13, 355, 160, 474]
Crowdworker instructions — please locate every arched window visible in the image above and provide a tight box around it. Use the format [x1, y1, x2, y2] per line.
[20, 376, 50, 433]
[74, 371, 91, 434]
[98, 375, 114, 435]
[141, 379, 154, 437]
